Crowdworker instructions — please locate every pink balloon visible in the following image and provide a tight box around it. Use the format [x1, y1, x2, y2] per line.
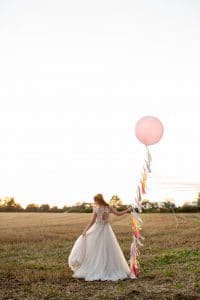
[135, 116, 164, 146]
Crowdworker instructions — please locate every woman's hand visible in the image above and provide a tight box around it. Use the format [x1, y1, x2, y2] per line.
[126, 206, 132, 213]
[82, 230, 87, 236]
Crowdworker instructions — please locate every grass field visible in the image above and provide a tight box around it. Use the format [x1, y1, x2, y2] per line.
[0, 212, 199, 300]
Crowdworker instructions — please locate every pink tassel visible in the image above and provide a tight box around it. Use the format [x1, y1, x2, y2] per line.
[132, 265, 138, 277]
[140, 179, 146, 194]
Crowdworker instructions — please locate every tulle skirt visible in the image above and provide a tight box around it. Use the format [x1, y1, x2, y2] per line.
[68, 221, 136, 281]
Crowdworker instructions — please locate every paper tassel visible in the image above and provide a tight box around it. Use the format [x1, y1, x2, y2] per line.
[129, 147, 152, 278]
[146, 146, 152, 163]
[138, 186, 142, 202]
[145, 160, 151, 173]
[136, 239, 144, 247]
[140, 179, 146, 194]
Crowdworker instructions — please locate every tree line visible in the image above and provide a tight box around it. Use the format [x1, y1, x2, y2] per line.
[0, 194, 200, 213]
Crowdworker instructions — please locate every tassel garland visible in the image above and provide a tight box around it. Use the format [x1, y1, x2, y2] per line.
[129, 146, 152, 278]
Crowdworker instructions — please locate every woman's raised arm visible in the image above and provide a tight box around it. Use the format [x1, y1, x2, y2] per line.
[109, 206, 132, 216]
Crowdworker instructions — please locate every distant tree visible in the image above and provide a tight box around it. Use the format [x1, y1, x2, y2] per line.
[141, 199, 152, 209]
[50, 206, 58, 211]
[83, 202, 92, 212]
[139, 199, 159, 212]
[197, 192, 200, 209]
[26, 203, 39, 212]
[183, 201, 190, 207]
[64, 201, 92, 213]
[2, 197, 23, 212]
[38, 204, 50, 212]
[162, 198, 176, 210]
[180, 200, 199, 213]
[62, 205, 69, 212]
[151, 202, 159, 209]
[83, 202, 92, 208]
[50, 206, 63, 213]
[4, 197, 15, 207]
[109, 195, 123, 208]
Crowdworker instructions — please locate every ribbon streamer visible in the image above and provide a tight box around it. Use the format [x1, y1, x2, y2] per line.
[129, 146, 151, 278]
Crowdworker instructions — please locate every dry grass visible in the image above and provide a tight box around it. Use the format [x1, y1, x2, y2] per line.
[0, 212, 199, 300]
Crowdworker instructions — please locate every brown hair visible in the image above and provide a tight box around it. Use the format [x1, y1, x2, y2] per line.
[93, 194, 109, 207]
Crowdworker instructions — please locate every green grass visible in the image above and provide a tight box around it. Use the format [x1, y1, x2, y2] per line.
[151, 249, 200, 266]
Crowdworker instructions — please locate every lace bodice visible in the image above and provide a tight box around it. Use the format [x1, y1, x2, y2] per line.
[94, 206, 110, 224]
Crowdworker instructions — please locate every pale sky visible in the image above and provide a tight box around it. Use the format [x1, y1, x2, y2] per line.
[0, 0, 200, 208]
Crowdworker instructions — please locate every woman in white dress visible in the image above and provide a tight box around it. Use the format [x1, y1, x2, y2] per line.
[68, 194, 136, 281]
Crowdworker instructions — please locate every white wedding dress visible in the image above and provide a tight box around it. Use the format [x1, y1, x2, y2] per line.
[68, 205, 136, 281]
